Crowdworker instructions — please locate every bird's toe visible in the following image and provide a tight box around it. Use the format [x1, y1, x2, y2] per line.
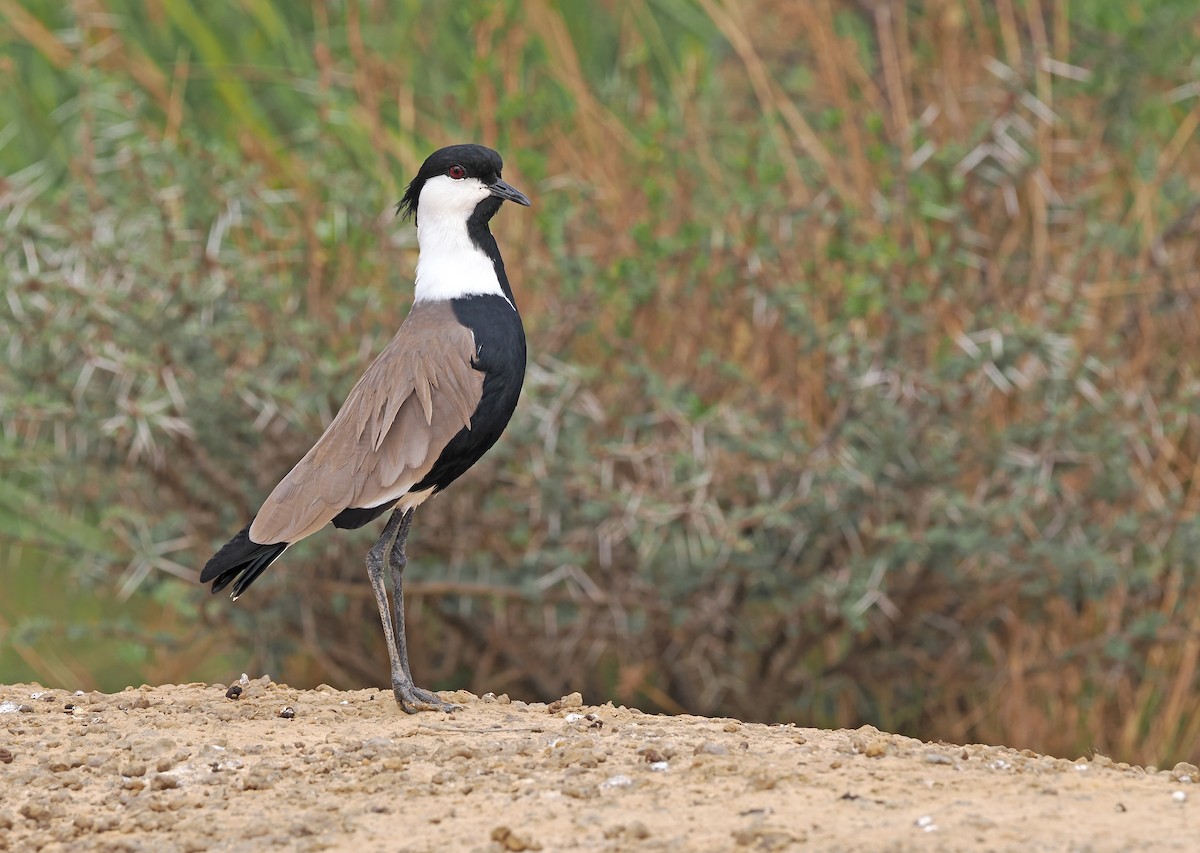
[394, 683, 459, 714]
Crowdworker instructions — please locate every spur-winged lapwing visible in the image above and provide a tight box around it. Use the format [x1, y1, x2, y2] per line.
[200, 144, 530, 713]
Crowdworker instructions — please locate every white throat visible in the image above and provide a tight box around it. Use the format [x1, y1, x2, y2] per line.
[412, 175, 509, 306]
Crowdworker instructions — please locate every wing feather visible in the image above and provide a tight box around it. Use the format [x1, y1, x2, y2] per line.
[249, 302, 482, 544]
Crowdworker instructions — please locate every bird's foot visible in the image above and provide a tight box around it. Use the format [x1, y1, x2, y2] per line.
[393, 682, 459, 714]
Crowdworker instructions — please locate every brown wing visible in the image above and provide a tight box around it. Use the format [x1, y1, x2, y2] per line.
[248, 301, 482, 544]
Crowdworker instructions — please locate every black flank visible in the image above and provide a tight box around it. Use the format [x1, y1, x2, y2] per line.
[332, 500, 398, 530]
[412, 293, 526, 495]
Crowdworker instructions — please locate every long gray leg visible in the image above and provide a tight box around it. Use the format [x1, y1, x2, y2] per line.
[387, 508, 457, 713]
[367, 507, 456, 714]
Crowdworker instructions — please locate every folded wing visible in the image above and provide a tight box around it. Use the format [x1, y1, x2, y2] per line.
[249, 301, 482, 544]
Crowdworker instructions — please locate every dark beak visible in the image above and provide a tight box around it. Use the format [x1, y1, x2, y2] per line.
[489, 179, 531, 207]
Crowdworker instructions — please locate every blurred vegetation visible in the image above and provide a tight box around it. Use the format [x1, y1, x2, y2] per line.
[2, 0, 1200, 766]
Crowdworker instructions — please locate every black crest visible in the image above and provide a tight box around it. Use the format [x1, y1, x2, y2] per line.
[396, 144, 505, 224]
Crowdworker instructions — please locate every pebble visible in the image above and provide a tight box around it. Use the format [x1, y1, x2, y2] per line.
[546, 692, 583, 713]
[491, 825, 542, 851]
[601, 774, 633, 789]
[1171, 762, 1198, 784]
[863, 740, 888, 758]
[243, 769, 276, 790]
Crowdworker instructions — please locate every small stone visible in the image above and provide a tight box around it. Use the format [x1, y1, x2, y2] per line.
[723, 721, 742, 733]
[601, 775, 633, 789]
[243, 769, 276, 790]
[0, 748, 12, 764]
[562, 782, 597, 799]
[279, 707, 296, 719]
[151, 774, 180, 790]
[226, 686, 243, 700]
[924, 752, 953, 765]
[694, 741, 729, 756]
[49, 754, 84, 772]
[732, 828, 797, 849]
[432, 744, 475, 762]
[638, 747, 668, 764]
[563, 712, 603, 730]
[19, 802, 52, 826]
[490, 825, 542, 851]
[1172, 762, 1198, 783]
[547, 692, 583, 713]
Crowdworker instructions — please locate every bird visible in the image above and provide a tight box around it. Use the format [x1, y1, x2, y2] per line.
[199, 143, 530, 713]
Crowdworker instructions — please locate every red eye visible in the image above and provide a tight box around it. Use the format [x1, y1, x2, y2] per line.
[448, 165, 466, 179]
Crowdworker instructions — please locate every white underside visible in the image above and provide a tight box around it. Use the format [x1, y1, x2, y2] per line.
[412, 175, 512, 308]
[361, 484, 436, 513]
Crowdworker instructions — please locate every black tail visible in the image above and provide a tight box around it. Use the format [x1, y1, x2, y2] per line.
[200, 523, 288, 600]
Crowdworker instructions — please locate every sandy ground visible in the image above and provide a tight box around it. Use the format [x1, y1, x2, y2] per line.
[0, 678, 1196, 852]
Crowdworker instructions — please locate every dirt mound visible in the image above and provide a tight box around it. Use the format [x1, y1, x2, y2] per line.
[0, 679, 1194, 851]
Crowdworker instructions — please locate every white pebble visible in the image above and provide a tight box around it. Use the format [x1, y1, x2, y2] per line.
[649, 761, 670, 772]
[1173, 791, 1187, 803]
[601, 775, 633, 789]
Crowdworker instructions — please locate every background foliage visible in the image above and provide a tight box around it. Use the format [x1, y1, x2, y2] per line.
[3, 0, 1200, 766]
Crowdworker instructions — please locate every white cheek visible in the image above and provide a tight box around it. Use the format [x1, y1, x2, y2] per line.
[412, 175, 510, 305]
[418, 175, 490, 218]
